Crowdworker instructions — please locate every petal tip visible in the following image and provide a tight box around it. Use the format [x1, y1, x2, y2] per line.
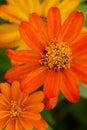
[44, 96, 58, 110]
[70, 94, 80, 103]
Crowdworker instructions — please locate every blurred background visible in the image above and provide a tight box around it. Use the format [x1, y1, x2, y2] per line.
[0, 0, 87, 130]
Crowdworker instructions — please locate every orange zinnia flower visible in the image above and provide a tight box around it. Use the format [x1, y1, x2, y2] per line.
[0, 81, 48, 130]
[5, 7, 87, 109]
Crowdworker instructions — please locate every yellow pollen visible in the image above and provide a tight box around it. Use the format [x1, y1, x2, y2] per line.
[9, 100, 23, 118]
[42, 39, 72, 71]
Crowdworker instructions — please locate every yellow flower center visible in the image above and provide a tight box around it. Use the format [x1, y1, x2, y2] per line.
[9, 100, 23, 118]
[42, 39, 72, 71]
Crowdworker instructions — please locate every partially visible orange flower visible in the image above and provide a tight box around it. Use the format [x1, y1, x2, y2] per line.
[0, 81, 48, 130]
[0, 0, 80, 50]
[5, 7, 87, 109]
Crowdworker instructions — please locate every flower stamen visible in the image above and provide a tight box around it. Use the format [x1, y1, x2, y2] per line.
[42, 39, 72, 71]
[9, 100, 23, 118]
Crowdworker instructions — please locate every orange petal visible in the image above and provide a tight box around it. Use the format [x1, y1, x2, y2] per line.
[44, 96, 58, 109]
[24, 103, 44, 112]
[19, 117, 33, 130]
[11, 81, 21, 101]
[0, 102, 7, 111]
[32, 118, 48, 130]
[59, 11, 84, 42]
[71, 62, 87, 84]
[15, 119, 24, 130]
[20, 66, 47, 93]
[0, 83, 11, 101]
[0, 111, 9, 119]
[5, 63, 40, 82]
[6, 49, 41, 63]
[23, 91, 44, 106]
[61, 69, 80, 102]
[19, 21, 45, 55]
[5, 119, 15, 130]
[29, 13, 48, 44]
[0, 94, 9, 106]
[71, 33, 87, 58]
[22, 112, 41, 120]
[0, 118, 9, 130]
[44, 70, 61, 98]
[41, 0, 59, 17]
[48, 7, 61, 40]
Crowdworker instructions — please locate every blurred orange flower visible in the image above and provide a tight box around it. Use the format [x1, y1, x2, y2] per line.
[5, 7, 87, 109]
[0, 0, 80, 50]
[0, 81, 48, 130]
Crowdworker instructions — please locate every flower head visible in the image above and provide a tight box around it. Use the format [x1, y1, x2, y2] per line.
[0, 0, 80, 50]
[5, 7, 87, 109]
[0, 81, 48, 129]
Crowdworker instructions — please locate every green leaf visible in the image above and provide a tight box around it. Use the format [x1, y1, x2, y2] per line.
[71, 98, 87, 125]
[77, 3, 87, 26]
[40, 0, 44, 3]
[79, 83, 87, 99]
[80, 0, 87, 3]
[58, 93, 65, 103]
[0, 0, 6, 4]
[0, 48, 11, 82]
[77, 4, 87, 15]
[0, 18, 9, 24]
[42, 109, 56, 125]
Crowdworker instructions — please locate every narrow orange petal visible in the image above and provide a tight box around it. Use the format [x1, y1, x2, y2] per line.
[48, 7, 61, 40]
[22, 112, 41, 120]
[71, 62, 87, 84]
[19, 21, 45, 55]
[71, 33, 87, 58]
[6, 49, 41, 63]
[24, 103, 44, 112]
[44, 70, 61, 98]
[0, 118, 9, 130]
[0, 94, 9, 106]
[61, 69, 80, 103]
[19, 117, 33, 130]
[0, 111, 9, 119]
[32, 118, 48, 130]
[15, 119, 24, 130]
[41, 0, 59, 17]
[44, 96, 58, 109]
[5, 63, 40, 82]
[0, 83, 11, 101]
[0, 103, 7, 111]
[5, 119, 15, 130]
[11, 81, 20, 101]
[20, 66, 47, 93]
[29, 13, 48, 44]
[23, 91, 44, 106]
[59, 11, 84, 42]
